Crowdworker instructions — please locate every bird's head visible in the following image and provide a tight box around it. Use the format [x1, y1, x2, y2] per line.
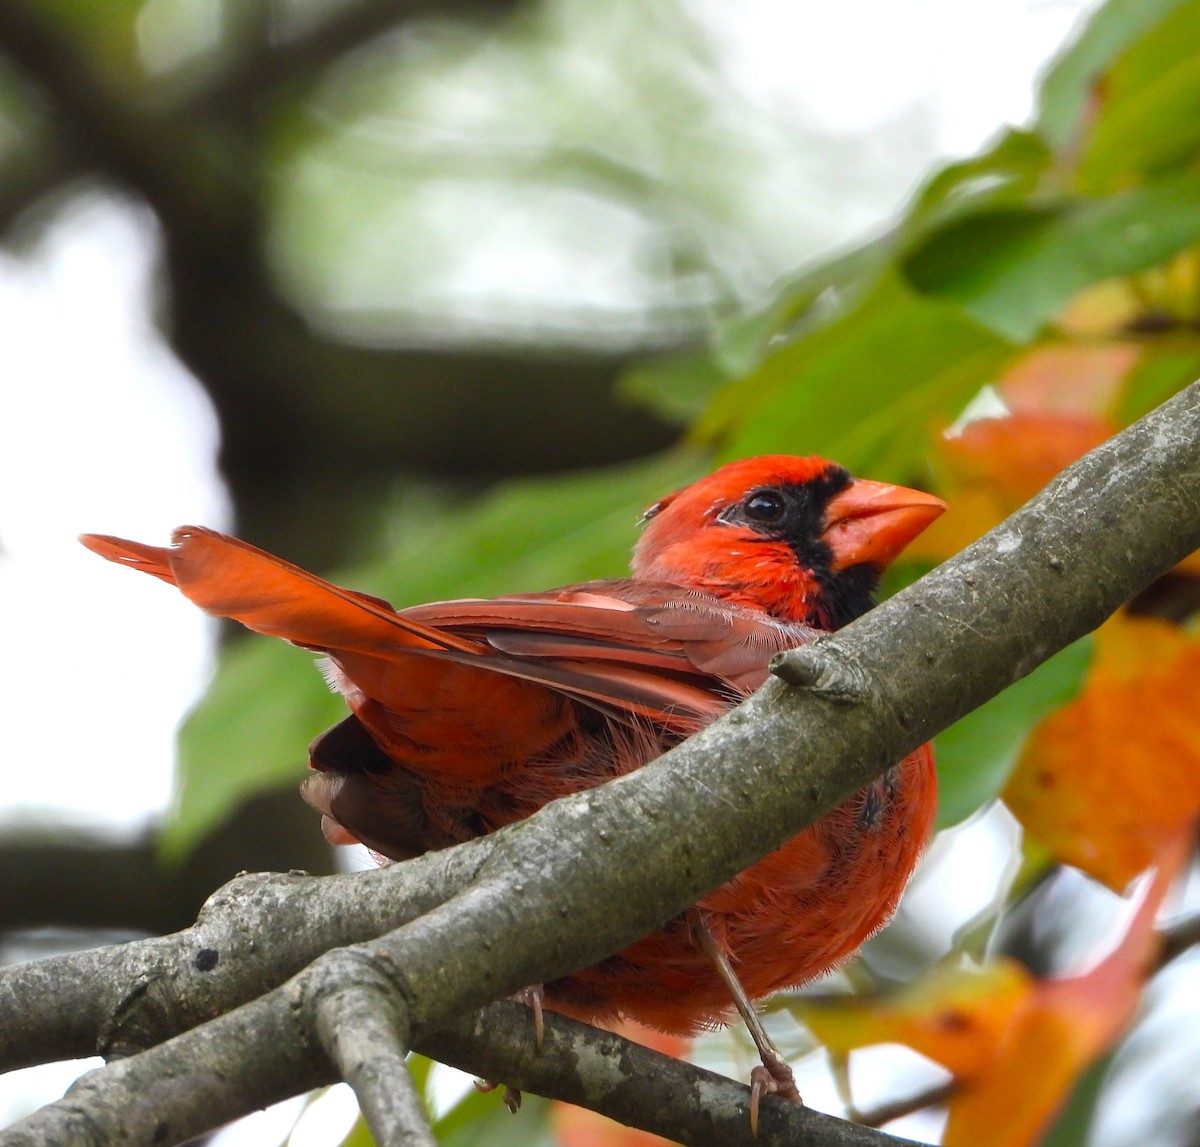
[633, 455, 945, 628]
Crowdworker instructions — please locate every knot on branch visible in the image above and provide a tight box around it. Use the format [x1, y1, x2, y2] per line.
[769, 640, 872, 704]
[302, 946, 416, 1062]
[97, 972, 173, 1061]
[195, 869, 313, 924]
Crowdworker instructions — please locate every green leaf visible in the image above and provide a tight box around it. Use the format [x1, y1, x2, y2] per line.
[711, 234, 897, 377]
[1077, 6, 1200, 188]
[902, 170, 1200, 341]
[337, 1113, 375, 1147]
[625, 235, 902, 427]
[163, 456, 703, 858]
[620, 347, 729, 426]
[1036, 0, 1194, 150]
[370, 454, 705, 603]
[1037, 1049, 1115, 1147]
[1116, 342, 1200, 423]
[436, 1090, 553, 1147]
[699, 272, 1013, 481]
[407, 1052, 435, 1098]
[163, 639, 345, 861]
[935, 637, 1094, 828]
[902, 129, 1052, 236]
[1097, 0, 1200, 102]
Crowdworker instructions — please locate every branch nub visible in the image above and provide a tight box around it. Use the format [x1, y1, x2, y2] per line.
[769, 642, 872, 703]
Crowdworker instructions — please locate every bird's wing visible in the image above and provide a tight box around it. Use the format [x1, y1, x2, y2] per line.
[80, 528, 814, 770]
[406, 584, 818, 705]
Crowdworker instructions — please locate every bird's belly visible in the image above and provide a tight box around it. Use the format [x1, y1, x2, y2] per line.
[545, 744, 937, 1034]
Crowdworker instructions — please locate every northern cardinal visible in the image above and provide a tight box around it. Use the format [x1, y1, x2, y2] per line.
[81, 455, 944, 1124]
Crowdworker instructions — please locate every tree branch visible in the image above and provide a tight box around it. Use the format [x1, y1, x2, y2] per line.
[0, 790, 333, 938]
[193, 0, 519, 117]
[419, 1003, 926, 1147]
[2, 381, 1198, 1144]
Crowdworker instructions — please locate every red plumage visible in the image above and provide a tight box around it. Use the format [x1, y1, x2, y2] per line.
[81, 454, 943, 1090]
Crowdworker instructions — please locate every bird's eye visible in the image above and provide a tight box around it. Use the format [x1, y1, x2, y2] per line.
[742, 489, 786, 523]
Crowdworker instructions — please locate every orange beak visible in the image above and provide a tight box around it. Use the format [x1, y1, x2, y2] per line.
[823, 479, 946, 570]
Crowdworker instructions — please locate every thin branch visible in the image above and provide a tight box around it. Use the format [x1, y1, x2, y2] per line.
[856, 1082, 957, 1130]
[1, 381, 1198, 1144]
[308, 950, 436, 1147]
[420, 1003, 929, 1147]
[1157, 911, 1200, 968]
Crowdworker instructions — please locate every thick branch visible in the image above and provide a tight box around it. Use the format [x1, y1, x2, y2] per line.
[0, 849, 486, 1071]
[2, 381, 1198, 1144]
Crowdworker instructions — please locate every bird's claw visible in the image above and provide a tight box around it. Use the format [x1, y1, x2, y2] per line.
[472, 985, 544, 1115]
[518, 984, 545, 1049]
[748, 1062, 801, 1136]
[473, 1077, 523, 1113]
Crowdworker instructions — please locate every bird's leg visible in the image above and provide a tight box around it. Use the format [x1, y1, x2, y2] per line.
[689, 912, 801, 1134]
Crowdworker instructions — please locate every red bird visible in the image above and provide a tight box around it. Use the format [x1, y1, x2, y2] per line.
[81, 455, 944, 1123]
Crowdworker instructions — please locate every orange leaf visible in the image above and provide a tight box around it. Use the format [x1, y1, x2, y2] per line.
[941, 411, 1115, 506]
[913, 342, 1133, 562]
[904, 486, 1010, 563]
[798, 960, 1035, 1083]
[997, 343, 1138, 417]
[551, 1104, 682, 1147]
[943, 830, 1187, 1146]
[1004, 615, 1200, 889]
[801, 835, 1186, 1147]
[911, 409, 1114, 562]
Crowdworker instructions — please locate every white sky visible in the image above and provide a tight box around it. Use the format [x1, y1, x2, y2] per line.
[690, 0, 1089, 147]
[0, 0, 1104, 1140]
[0, 199, 229, 832]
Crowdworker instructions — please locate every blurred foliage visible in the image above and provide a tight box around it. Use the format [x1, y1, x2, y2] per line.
[6, 0, 1200, 1143]
[262, 0, 950, 346]
[797, 832, 1184, 1147]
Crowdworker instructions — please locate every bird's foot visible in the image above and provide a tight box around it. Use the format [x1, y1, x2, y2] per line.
[473, 985, 546, 1114]
[748, 1058, 802, 1135]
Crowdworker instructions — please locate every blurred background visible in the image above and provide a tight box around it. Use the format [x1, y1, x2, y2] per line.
[4, 1, 1200, 1145]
